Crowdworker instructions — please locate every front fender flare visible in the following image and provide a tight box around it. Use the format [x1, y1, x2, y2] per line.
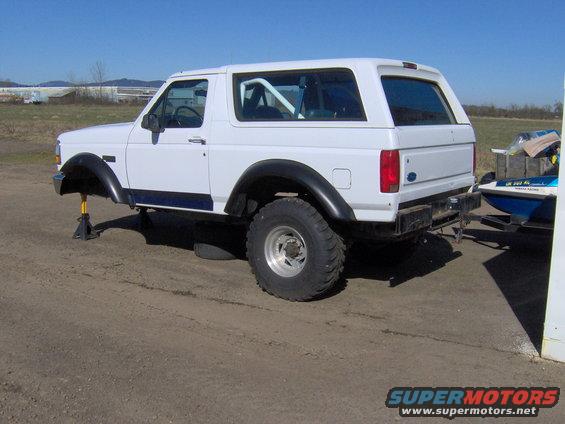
[224, 159, 356, 221]
[59, 153, 129, 204]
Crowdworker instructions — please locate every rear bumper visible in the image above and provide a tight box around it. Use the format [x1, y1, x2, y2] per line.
[53, 172, 65, 195]
[350, 190, 481, 241]
[396, 191, 481, 235]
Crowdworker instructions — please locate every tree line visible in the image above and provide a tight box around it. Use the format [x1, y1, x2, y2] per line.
[463, 102, 563, 120]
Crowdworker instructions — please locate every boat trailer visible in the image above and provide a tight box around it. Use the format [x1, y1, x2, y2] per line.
[452, 212, 553, 243]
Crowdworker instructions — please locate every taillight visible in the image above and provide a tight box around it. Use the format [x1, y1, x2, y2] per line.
[380, 150, 400, 193]
[472, 144, 476, 175]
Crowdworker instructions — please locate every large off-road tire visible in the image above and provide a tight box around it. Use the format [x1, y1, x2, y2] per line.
[246, 198, 345, 301]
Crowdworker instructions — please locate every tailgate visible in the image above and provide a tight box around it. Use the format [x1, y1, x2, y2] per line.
[378, 69, 476, 201]
[402, 144, 473, 185]
[396, 124, 475, 189]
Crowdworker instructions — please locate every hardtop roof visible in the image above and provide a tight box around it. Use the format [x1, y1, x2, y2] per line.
[169, 58, 439, 78]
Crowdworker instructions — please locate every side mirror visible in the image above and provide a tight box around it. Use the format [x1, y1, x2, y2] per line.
[141, 113, 162, 132]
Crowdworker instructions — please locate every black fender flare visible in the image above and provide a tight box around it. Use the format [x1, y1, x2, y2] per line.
[60, 153, 129, 204]
[224, 159, 356, 221]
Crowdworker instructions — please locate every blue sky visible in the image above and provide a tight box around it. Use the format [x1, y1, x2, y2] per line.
[0, 0, 563, 106]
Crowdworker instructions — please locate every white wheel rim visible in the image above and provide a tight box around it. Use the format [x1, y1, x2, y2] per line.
[264, 225, 307, 277]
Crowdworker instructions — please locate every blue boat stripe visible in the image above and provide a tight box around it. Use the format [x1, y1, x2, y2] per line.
[495, 176, 558, 187]
[130, 189, 213, 211]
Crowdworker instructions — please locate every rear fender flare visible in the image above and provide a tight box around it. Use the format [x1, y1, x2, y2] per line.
[224, 159, 355, 221]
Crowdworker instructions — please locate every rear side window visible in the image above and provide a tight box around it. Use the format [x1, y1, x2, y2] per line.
[234, 69, 365, 121]
[381, 77, 455, 126]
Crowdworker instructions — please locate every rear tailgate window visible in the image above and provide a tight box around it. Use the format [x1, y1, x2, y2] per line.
[381, 77, 456, 126]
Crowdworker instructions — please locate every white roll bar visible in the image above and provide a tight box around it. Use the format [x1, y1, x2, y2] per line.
[240, 78, 304, 119]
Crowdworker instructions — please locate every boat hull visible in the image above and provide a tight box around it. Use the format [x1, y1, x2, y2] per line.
[482, 193, 556, 222]
[479, 176, 558, 222]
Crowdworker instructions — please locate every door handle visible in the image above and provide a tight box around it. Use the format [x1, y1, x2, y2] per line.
[188, 137, 206, 145]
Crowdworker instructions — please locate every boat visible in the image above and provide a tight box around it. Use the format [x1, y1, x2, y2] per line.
[478, 175, 558, 223]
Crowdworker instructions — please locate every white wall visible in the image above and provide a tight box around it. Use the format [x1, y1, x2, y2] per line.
[542, 76, 565, 361]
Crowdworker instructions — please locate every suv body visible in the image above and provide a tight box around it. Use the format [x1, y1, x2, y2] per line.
[54, 58, 480, 300]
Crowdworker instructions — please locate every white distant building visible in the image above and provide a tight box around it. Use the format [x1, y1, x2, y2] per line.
[0, 86, 158, 103]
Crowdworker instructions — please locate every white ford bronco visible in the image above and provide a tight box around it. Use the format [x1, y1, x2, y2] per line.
[53, 58, 480, 301]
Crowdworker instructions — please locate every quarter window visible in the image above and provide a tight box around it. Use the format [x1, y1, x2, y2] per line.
[381, 77, 455, 126]
[234, 69, 365, 121]
[150, 79, 208, 128]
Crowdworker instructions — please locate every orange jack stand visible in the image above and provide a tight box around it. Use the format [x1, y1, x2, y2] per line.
[73, 194, 98, 240]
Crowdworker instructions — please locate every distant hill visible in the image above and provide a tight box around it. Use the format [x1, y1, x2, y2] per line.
[39, 80, 72, 87]
[1, 78, 164, 88]
[0, 81, 26, 87]
[92, 78, 164, 88]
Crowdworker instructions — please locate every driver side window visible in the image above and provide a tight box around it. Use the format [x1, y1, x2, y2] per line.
[150, 79, 208, 128]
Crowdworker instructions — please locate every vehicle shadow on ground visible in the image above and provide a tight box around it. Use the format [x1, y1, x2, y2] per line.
[344, 233, 462, 288]
[463, 228, 553, 353]
[95, 211, 463, 293]
[95, 211, 248, 259]
[95, 211, 198, 251]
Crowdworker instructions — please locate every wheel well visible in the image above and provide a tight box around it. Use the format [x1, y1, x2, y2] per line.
[225, 159, 356, 222]
[60, 165, 109, 198]
[239, 176, 328, 220]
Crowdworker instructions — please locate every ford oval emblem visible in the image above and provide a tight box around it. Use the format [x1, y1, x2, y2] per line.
[407, 172, 417, 182]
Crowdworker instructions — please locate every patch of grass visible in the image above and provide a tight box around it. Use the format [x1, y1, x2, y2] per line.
[0, 103, 143, 146]
[0, 150, 54, 165]
[470, 116, 562, 178]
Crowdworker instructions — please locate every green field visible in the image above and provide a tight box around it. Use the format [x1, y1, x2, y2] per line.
[0, 104, 561, 177]
[471, 116, 562, 177]
[0, 104, 142, 146]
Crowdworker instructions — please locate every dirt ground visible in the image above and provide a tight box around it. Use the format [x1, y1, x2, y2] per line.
[1, 163, 564, 423]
